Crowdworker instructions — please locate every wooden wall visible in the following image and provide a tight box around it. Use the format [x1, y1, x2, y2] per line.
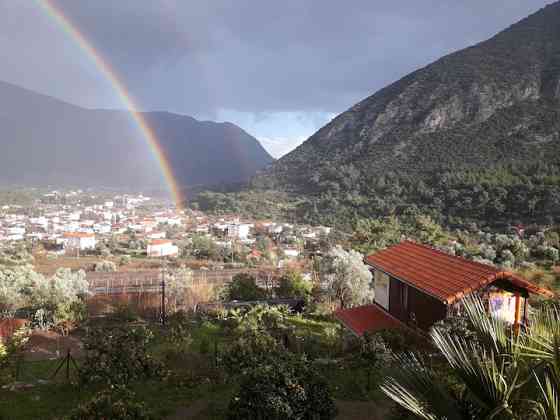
[407, 286, 447, 330]
[388, 277, 447, 330]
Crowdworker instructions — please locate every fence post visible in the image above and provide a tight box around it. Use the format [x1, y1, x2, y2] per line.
[15, 355, 22, 381]
[214, 340, 218, 368]
[66, 349, 70, 381]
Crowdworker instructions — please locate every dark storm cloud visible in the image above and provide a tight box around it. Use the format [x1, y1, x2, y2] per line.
[46, 0, 553, 115]
[0, 0, 554, 116]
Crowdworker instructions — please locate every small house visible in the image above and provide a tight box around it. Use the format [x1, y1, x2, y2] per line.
[147, 239, 179, 258]
[62, 232, 96, 251]
[335, 241, 553, 336]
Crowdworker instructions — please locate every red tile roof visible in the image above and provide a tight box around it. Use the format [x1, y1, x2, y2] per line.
[334, 304, 404, 336]
[63, 232, 95, 238]
[149, 239, 172, 246]
[366, 241, 553, 304]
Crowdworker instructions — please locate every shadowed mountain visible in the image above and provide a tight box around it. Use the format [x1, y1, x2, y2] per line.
[0, 80, 273, 192]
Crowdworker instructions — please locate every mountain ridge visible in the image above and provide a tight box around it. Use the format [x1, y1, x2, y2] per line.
[250, 1, 560, 226]
[0, 80, 273, 193]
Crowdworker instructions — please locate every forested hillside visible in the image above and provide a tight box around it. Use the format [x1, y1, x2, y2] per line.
[244, 2, 560, 228]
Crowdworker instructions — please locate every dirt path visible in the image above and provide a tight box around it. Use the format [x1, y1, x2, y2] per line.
[24, 330, 83, 361]
[335, 400, 393, 419]
[166, 399, 391, 420]
[166, 400, 209, 420]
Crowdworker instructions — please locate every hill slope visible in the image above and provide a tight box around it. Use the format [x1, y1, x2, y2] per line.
[253, 2, 560, 226]
[0, 80, 273, 192]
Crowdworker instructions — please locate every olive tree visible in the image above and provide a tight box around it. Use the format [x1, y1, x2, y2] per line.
[319, 246, 373, 309]
[0, 265, 42, 317]
[0, 266, 89, 326]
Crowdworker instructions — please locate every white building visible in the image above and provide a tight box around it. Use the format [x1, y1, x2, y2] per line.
[147, 239, 179, 258]
[283, 248, 300, 258]
[63, 232, 96, 251]
[227, 223, 252, 240]
[93, 223, 112, 234]
[147, 231, 167, 240]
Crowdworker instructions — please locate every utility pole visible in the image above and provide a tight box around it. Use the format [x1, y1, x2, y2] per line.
[160, 249, 166, 326]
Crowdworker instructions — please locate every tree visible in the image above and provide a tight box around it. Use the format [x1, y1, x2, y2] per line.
[189, 235, 221, 260]
[224, 273, 267, 301]
[79, 325, 162, 386]
[381, 296, 560, 420]
[227, 354, 337, 420]
[0, 266, 88, 325]
[0, 265, 42, 317]
[66, 386, 155, 420]
[28, 268, 89, 327]
[276, 270, 312, 300]
[165, 267, 193, 312]
[350, 217, 402, 254]
[94, 260, 117, 272]
[319, 246, 373, 309]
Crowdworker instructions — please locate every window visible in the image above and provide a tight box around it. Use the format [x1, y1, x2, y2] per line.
[374, 270, 390, 310]
[400, 283, 408, 311]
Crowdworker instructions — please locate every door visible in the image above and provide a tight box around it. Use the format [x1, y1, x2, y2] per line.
[389, 278, 409, 322]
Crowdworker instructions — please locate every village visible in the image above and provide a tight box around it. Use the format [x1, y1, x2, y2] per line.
[0, 188, 559, 419]
[0, 189, 332, 271]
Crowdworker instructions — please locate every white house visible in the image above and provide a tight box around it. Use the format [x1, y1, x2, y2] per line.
[147, 239, 179, 258]
[147, 231, 167, 240]
[283, 247, 300, 258]
[6, 226, 26, 241]
[63, 232, 96, 251]
[227, 223, 251, 240]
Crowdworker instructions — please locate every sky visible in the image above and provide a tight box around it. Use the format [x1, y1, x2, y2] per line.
[0, 0, 553, 157]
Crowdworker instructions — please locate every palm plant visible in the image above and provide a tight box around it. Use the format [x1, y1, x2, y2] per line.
[381, 295, 560, 420]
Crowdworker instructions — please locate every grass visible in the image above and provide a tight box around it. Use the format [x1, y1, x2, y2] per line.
[1, 312, 390, 419]
[0, 383, 89, 419]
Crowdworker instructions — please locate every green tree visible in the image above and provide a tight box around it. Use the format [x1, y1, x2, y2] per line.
[227, 354, 337, 420]
[224, 273, 267, 301]
[66, 386, 154, 420]
[79, 325, 162, 386]
[276, 270, 312, 300]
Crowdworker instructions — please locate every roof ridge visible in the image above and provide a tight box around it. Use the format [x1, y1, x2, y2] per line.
[404, 240, 501, 272]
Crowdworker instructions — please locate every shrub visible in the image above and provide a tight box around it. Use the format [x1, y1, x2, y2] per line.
[119, 255, 132, 266]
[222, 329, 282, 376]
[110, 302, 141, 323]
[275, 270, 312, 300]
[227, 355, 337, 420]
[375, 328, 431, 354]
[544, 246, 560, 263]
[224, 273, 267, 301]
[79, 325, 163, 386]
[66, 386, 154, 420]
[94, 260, 117, 272]
[0, 326, 30, 384]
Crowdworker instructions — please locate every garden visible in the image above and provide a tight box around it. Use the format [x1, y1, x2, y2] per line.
[0, 248, 397, 419]
[0, 303, 399, 419]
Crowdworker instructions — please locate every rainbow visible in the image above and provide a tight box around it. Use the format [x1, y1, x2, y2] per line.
[35, 0, 184, 207]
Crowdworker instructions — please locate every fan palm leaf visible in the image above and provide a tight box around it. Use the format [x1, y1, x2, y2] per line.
[431, 327, 519, 419]
[381, 352, 468, 420]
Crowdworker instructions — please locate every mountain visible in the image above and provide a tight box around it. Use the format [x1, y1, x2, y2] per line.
[253, 2, 560, 226]
[0, 80, 273, 193]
